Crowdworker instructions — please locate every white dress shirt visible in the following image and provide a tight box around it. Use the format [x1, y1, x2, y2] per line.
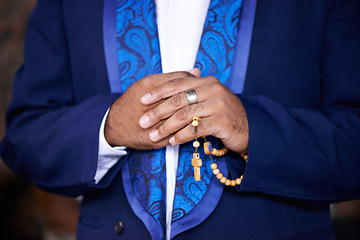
[97, 1, 210, 239]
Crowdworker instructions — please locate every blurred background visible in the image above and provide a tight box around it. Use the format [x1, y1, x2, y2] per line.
[0, 1, 359, 240]
[0, 1, 79, 240]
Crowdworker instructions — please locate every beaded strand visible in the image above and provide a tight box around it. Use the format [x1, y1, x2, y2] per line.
[191, 117, 202, 181]
[203, 137, 247, 186]
[191, 116, 248, 187]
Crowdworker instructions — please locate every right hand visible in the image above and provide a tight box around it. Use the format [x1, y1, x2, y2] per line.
[104, 70, 200, 150]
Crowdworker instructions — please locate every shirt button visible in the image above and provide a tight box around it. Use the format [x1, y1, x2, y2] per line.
[113, 220, 124, 234]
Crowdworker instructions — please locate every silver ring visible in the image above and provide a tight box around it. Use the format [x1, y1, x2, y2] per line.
[185, 89, 198, 105]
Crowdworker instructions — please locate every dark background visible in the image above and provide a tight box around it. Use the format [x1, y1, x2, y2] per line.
[0, 1, 78, 240]
[0, 1, 359, 239]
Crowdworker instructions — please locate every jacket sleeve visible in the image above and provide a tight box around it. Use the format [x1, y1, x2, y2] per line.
[0, 0, 123, 196]
[238, 0, 360, 204]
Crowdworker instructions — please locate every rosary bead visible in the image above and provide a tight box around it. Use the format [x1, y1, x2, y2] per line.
[241, 153, 248, 160]
[235, 178, 241, 185]
[204, 141, 212, 155]
[231, 180, 236, 186]
[193, 141, 200, 148]
[213, 169, 220, 175]
[210, 147, 228, 157]
[193, 116, 200, 122]
[220, 177, 227, 183]
[216, 173, 223, 179]
[225, 179, 231, 186]
[211, 148, 217, 155]
[210, 163, 217, 170]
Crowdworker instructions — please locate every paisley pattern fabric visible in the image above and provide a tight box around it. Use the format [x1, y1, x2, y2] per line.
[116, 0, 243, 235]
[127, 149, 167, 229]
[116, 0, 161, 92]
[173, 0, 243, 223]
[195, 0, 243, 86]
[116, 0, 167, 233]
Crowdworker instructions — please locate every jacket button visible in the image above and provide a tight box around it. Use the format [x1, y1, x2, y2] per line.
[113, 220, 124, 234]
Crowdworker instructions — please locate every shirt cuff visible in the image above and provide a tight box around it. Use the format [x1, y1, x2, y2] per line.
[95, 108, 127, 183]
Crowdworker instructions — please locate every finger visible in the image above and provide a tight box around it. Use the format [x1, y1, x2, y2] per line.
[139, 90, 189, 128]
[139, 92, 185, 128]
[135, 121, 173, 150]
[140, 71, 198, 103]
[140, 75, 216, 106]
[140, 77, 202, 105]
[139, 81, 216, 128]
[168, 115, 219, 145]
[145, 135, 173, 149]
[148, 100, 219, 142]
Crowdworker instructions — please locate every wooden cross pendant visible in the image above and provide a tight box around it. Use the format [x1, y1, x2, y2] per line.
[192, 152, 202, 181]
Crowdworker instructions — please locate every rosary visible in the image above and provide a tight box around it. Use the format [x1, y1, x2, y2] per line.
[191, 116, 247, 186]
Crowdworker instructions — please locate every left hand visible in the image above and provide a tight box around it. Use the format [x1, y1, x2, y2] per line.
[138, 70, 249, 154]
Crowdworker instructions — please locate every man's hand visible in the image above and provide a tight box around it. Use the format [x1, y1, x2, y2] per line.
[138, 74, 249, 154]
[104, 70, 200, 150]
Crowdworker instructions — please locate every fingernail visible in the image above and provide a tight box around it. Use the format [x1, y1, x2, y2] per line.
[140, 93, 152, 103]
[169, 136, 175, 145]
[139, 115, 150, 128]
[149, 129, 158, 140]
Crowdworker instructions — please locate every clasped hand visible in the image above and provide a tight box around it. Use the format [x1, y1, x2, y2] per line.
[105, 69, 248, 153]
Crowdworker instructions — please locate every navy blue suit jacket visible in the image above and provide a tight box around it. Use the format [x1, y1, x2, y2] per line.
[1, 0, 360, 239]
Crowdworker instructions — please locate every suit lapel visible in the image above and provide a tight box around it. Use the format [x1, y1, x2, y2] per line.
[229, 0, 257, 94]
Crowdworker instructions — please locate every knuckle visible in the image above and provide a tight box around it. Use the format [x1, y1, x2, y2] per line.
[208, 76, 219, 83]
[188, 104, 204, 114]
[151, 106, 160, 117]
[176, 108, 188, 120]
[169, 78, 182, 87]
[170, 93, 182, 106]
[174, 133, 183, 143]
[153, 85, 162, 95]
[211, 82, 225, 93]
[158, 124, 168, 135]
[216, 98, 227, 109]
[142, 74, 155, 86]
